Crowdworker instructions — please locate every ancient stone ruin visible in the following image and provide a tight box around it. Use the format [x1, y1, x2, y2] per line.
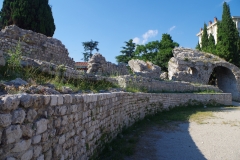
[128, 59, 161, 79]
[168, 47, 240, 100]
[0, 25, 75, 68]
[87, 53, 129, 75]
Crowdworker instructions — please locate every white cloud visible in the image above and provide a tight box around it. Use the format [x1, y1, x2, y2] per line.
[168, 26, 176, 32]
[133, 30, 158, 45]
[133, 37, 141, 44]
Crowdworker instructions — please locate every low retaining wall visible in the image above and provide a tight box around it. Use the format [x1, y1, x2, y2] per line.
[101, 75, 222, 93]
[0, 93, 231, 160]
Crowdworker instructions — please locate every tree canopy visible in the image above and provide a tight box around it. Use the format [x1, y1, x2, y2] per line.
[82, 40, 99, 62]
[116, 39, 136, 64]
[116, 34, 179, 72]
[216, 2, 239, 66]
[0, 0, 55, 37]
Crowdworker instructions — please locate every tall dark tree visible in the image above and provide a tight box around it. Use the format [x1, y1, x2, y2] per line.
[216, 2, 239, 66]
[116, 39, 136, 64]
[207, 34, 216, 54]
[201, 23, 209, 52]
[0, 0, 55, 37]
[157, 33, 179, 71]
[82, 40, 99, 62]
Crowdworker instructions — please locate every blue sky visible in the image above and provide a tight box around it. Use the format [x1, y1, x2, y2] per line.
[0, 0, 239, 63]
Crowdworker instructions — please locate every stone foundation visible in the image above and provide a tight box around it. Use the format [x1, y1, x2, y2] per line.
[0, 92, 231, 159]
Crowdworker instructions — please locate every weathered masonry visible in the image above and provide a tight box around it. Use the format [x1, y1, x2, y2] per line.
[168, 48, 240, 101]
[0, 93, 231, 160]
[0, 25, 75, 68]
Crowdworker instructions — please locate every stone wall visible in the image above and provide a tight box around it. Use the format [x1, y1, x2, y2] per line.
[87, 54, 129, 76]
[100, 75, 223, 93]
[0, 25, 75, 68]
[168, 47, 240, 100]
[0, 92, 231, 160]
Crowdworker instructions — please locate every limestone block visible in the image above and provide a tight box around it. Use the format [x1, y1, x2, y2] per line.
[35, 119, 48, 135]
[0, 114, 12, 127]
[12, 109, 26, 124]
[19, 94, 33, 108]
[37, 155, 44, 160]
[21, 149, 33, 160]
[57, 95, 63, 105]
[54, 106, 67, 115]
[41, 132, 49, 142]
[26, 109, 37, 122]
[32, 135, 41, 144]
[0, 96, 20, 111]
[53, 145, 62, 157]
[61, 116, 68, 125]
[50, 95, 58, 106]
[21, 124, 33, 138]
[63, 94, 73, 104]
[33, 145, 42, 158]
[59, 134, 65, 144]
[68, 105, 78, 114]
[44, 148, 52, 160]
[11, 139, 31, 152]
[4, 125, 22, 144]
[43, 95, 51, 105]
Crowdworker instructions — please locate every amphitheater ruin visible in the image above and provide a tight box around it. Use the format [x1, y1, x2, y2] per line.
[0, 25, 237, 159]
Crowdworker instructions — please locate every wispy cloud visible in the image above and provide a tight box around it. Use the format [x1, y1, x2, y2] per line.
[168, 26, 176, 32]
[133, 30, 158, 45]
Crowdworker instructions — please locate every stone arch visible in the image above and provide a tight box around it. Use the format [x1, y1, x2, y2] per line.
[187, 67, 198, 78]
[208, 65, 239, 100]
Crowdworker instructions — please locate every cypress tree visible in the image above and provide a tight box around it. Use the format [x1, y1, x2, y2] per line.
[195, 41, 201, 50]
[201, 23, 209, 52]
[216, 2, 239, 66]
[0, 0, 55, 37]
[207, 34, 216, 54]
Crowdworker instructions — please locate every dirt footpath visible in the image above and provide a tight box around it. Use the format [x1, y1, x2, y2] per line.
[125, 102, 240, 160]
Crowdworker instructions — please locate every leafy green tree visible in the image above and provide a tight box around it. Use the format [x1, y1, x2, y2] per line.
[82, 40, 99, 62]
[157, 34, 179, 71]
[134, 34, 179, 72]
[201, 23, 209, 52]
[0, 0, 55, 37]
[216, 2, 239, 66]
[195, 41, 201, 50]
[135, 40, 160, 64]
[116, 39, 136, 63]
[207, 34, 216, 54]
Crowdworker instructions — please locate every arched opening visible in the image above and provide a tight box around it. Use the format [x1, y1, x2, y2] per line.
[208, 66, 238, 99]
[188, 67, 198, 77]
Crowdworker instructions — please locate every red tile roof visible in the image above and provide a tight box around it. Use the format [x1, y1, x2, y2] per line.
[75, 62, 88, 66]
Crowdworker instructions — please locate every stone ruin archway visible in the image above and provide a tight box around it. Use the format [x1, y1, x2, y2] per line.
[208, 66, 239, 99]
[168, 48, 240, 101]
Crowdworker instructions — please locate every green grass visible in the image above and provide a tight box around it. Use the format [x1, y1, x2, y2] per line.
[95, 102, 228, 160]
[0, 65, 119, 93]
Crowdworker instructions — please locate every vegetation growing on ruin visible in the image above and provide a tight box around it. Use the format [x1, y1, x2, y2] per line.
[0, 42, 118, 93]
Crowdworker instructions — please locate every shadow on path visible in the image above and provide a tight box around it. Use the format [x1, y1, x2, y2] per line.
[125, 102, 240, 160]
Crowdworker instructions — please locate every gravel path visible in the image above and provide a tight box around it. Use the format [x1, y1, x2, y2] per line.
[125, 102, 240, 160]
